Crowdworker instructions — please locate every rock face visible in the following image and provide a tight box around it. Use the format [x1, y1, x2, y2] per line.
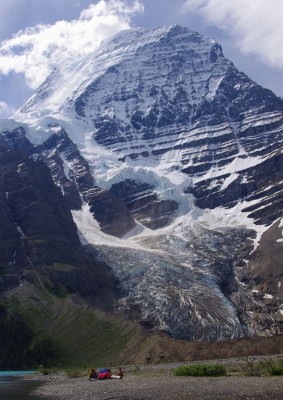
[187, 119, 283, 225]
[0, 135, 79, 269]
[37, 126, 136, 237]
[0, 129, 118, 306]
[1, 25, 283, 340]
[110, 179, 179, 229]
[17, 25, 283, 229]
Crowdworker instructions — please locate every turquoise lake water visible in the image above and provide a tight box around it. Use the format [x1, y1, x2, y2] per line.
[0, 371, 42, 400]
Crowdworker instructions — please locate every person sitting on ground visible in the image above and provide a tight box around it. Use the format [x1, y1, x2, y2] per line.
[89, 368, 97, 380]
[117, 367, 124, 378]
[111, 367, 124, 379]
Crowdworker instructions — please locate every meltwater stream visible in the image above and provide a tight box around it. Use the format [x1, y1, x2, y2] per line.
[0, 371, 42, 400]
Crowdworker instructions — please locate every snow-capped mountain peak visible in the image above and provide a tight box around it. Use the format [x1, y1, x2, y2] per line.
[2, 25, 283, 340]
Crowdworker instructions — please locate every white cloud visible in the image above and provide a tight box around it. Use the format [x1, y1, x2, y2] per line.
[182, 0, 283, 69]
[0, 101, 16, 118]
[0, 0, 144, 89]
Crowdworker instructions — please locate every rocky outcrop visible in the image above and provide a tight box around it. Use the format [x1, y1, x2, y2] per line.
[39, 126, 136, 237]
[0, 141, 80, 289]
[0, 130, 118, 304]
[83, 186, 136, 236]
[236, 220, 283, 334]
[1, 126, 136, 238]
[187, 146, 283, 225]
[110, 179, 178, 229]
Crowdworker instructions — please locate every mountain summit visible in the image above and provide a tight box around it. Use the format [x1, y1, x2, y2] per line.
[1, 25, 283, 341]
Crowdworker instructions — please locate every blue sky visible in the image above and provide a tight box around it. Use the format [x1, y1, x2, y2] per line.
[0, 0, 283, 118]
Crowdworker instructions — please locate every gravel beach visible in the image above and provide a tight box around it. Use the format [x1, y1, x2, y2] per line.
[31, 370, 283, 400]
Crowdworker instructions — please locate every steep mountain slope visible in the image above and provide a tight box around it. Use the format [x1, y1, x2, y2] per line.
[0, 122, 118, 306]
[1, 25, 283, 341]
[15, 25, 283, 227]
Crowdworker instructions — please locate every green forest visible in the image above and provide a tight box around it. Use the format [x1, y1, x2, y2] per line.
[0, 303, 62, 369]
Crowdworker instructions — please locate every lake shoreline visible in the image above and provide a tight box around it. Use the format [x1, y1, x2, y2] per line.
[0, 372, 43, 400]
[27, 368, 283, 400]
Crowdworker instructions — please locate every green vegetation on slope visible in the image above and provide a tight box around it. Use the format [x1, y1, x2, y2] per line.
[0, 301, 62, 369]
[0, 277, 139, 369]
[49, 299, 138, 367]
[174, 364, 227, 377]
[1, 273, 283, 370]
[0, 303, 33, 369]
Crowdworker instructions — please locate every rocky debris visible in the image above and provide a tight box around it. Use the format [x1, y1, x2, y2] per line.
[31, 370, 283, 400]
[237, 220, 283, 334]
[90, 224, 267, 341]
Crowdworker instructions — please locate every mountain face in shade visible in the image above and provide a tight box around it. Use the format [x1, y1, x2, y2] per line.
[1, 25, 283, 340]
